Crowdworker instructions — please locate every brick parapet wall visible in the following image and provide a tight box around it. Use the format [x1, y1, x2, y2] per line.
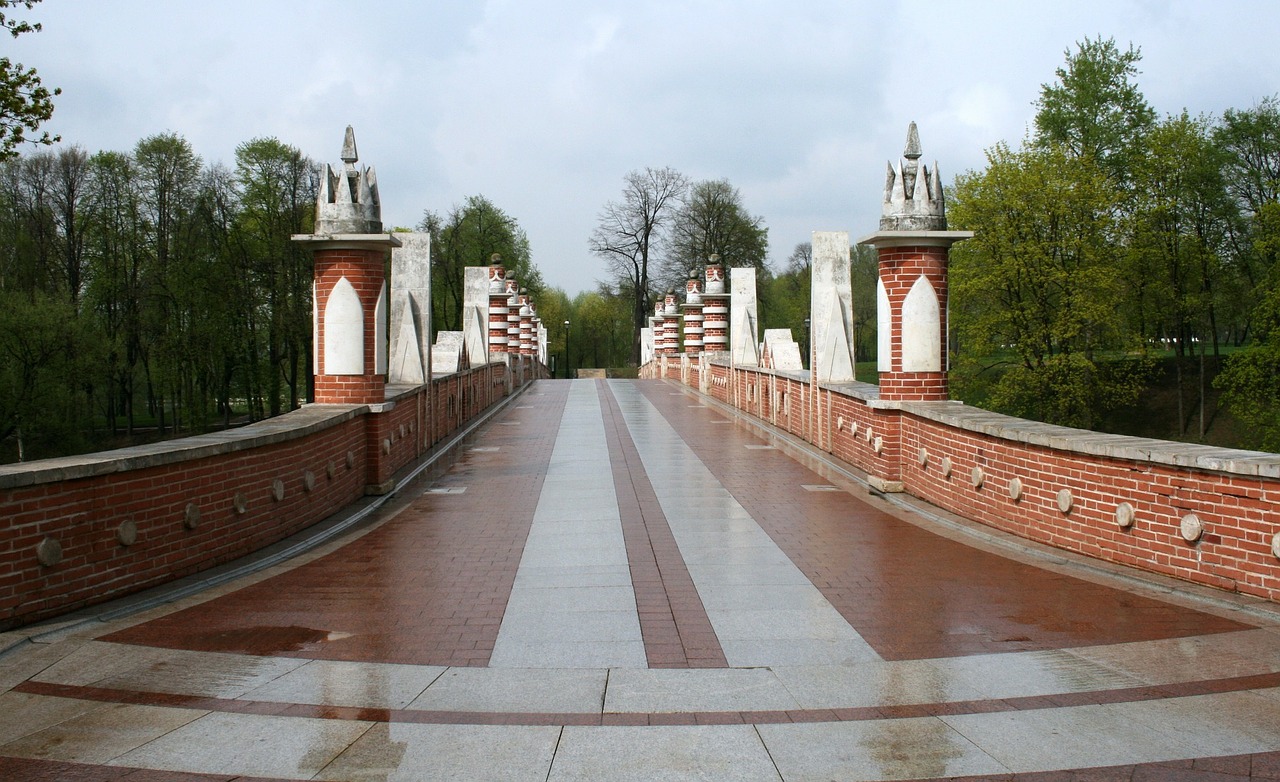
[0, 360, 535, 630]
[651, 356, 1280, 603]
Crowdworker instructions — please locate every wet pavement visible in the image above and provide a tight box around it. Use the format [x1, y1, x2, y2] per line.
[2, 378, 1279, 780]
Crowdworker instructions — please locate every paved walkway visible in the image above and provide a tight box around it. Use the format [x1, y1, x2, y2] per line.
[3, 378, 1280, 780]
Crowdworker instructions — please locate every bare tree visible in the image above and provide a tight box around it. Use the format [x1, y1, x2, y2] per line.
[590, 167, 688, 365]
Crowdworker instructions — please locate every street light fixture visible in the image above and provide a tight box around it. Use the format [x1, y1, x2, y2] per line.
[563, 320, 571, 380]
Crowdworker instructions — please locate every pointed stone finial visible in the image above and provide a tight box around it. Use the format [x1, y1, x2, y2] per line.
[341, 126, 358, 164]
[880, 122, 946, 231]
[315, 126, 381, 234]
[903, 122, 922, 160]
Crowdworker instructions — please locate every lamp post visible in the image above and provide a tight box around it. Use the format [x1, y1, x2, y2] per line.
[563, 320, 571, 379]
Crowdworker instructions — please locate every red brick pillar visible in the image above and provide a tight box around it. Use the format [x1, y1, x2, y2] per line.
[307, 242, 397, 404]
[863, 238, 965, 402]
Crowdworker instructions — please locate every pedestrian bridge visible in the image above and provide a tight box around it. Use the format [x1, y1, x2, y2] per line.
[1, 374, 1279, 780]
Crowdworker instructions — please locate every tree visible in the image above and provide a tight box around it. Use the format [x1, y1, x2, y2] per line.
[422, 195, 537, 335]
[1128, 112, 1234, 438]
[590, 167, 688, 365]
[659, 178, 768, 292]
[0, 0, 59, 159]
[234, 137, 316, 414]
[949, 142, 1149, 427]
[1033, 36, 1155, 182]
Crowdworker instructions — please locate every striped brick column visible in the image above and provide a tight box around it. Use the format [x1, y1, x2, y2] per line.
[488, 262, 509, 356]
[702, 257, 729, 353]
[681, 269, 704, 356]
[503, 279, 519, 353]
[661, 290, 680, 355]
[519, 290, 534, 357]
[309, 245, 396, 404]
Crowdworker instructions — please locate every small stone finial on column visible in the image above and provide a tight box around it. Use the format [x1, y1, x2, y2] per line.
[316, 125, 382, 235]
[880, 121, 945, 233]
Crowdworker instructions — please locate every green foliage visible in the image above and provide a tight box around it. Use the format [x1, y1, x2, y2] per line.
[660, 178, 768, 292]
[422, 194, 537, 334]
[949, 141, 1153, 426]
[0, 290, 95, 460]
[0, 0, 58, 160]
[1215, 275, 1280, 450]
[1033, 36, 1155, 181]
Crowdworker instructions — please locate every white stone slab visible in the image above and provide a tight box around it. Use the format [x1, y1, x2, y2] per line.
[550, 725, 782, 782]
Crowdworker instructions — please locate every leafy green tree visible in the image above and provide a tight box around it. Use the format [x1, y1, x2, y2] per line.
[1215, 281, 1280, 451]
[949, 142, 1148, 427]
[0, 0, 59, 159]
[234, 137, 316, 414]
[421, 194, 538, 334]
[590, 167, 688, 364]
[659, 178, 768, 292]
[0, 290, 94, 461]
[1033, 36, 1156, 182]
[1128, 112, 1235, 438]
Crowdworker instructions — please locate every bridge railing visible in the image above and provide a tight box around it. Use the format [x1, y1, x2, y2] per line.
[648, 353, 1280, 605]
[0, 357, 545, 631]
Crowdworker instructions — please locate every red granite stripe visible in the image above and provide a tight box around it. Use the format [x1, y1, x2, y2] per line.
[17, 669, 1280, 727]
[597, 379, 729, 668]
[99, 383, 572, 667]
[631, 381, 1252, 660]
[7, 751, 1280, 781]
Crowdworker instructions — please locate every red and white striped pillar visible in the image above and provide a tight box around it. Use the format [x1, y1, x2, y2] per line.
[701, 256, 730, 353]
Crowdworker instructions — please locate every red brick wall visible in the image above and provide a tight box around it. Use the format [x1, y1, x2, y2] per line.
[654, 358, 1280, 604]
[0, 360, 533, 630]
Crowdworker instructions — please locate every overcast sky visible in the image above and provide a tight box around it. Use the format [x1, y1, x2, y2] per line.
[14, 1, 1280, 294]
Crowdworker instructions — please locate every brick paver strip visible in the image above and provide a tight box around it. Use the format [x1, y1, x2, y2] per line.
[6, 751, 1280, 781]
[597, 379, 729, 668]
[19, 669, 1280, 726]
[633, 382, 1251, 660]
[102, 385, 571, 666]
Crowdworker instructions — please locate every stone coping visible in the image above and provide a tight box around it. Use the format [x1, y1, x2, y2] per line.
[699, 357, 1280, 479]
[0, 403, 365, 490]
[901, 400, 1280, 479]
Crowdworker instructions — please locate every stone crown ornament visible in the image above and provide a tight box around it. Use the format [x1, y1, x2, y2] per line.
[880, 122, 946, 231]
[316, 125, 382, 234]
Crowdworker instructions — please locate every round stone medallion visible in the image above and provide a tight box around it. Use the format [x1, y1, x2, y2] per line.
[1008, 477, 1023, 501]
[327, 460, 336, 480]
[1056, 488, 1074, 514]
[184, 502, 201, 530]
[1115, 502, 1135, 529]
[233, 492, 248, 515]
[918, 447, 929, 468]
[940, 456, 953, 479]
[36, 537, 62, 567]
[1271, 531, 1280, 560]
[116, 518, 138, 546]
[1180, 513, 1204, 543]
[864, 426, 874, 443]
[382, 438, 392, 455]
[272, 479, 285, 502]
[303, 470, 317, 493]
[873, 436, 884, 455]
[346, 450, 356, 469]
[971, 466, 985, 489]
